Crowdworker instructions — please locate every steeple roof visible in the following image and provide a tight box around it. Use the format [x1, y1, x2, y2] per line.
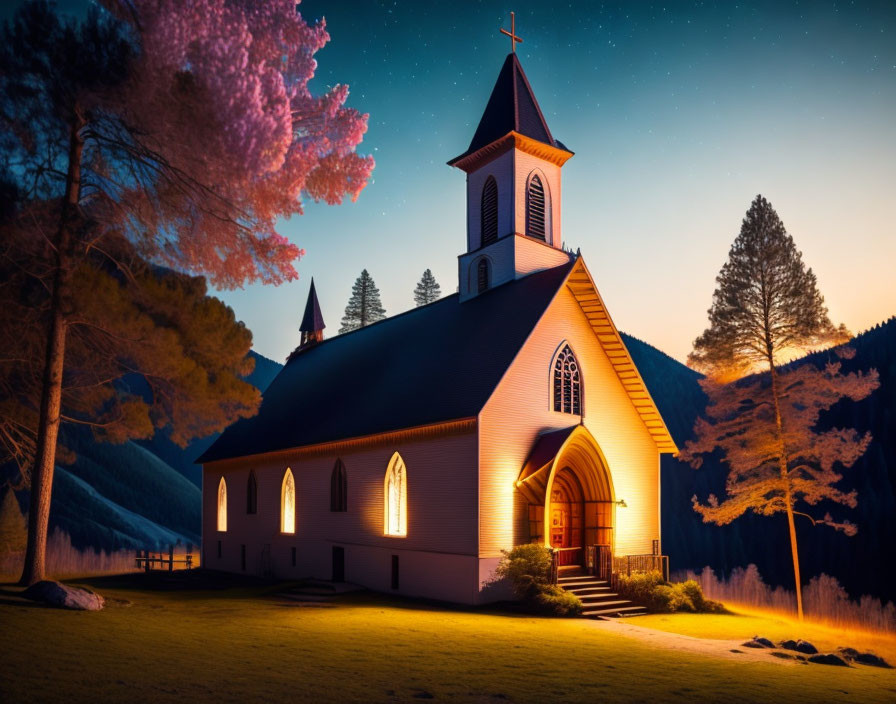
[450, 53, 567, 165]
[300, 278, 325, 333]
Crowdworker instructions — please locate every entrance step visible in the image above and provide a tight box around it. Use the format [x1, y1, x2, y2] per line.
[582, 605, 647, 618]
[556, 572, 648, 619]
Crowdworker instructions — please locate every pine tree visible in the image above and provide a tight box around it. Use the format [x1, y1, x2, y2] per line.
[683, 194, 877, 620]
[0, 488, 27, 555]
[413, 269, 441, 307]
[340, 270, 386, 333]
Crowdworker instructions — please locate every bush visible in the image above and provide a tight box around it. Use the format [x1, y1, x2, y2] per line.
[615, 571, 725, 613]
[495, 544, 582, 616]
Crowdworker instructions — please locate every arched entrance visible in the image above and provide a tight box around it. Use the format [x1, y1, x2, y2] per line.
[517, 426, 616, 571]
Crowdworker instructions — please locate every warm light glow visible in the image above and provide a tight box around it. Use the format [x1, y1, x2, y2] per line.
[281, 468, 295, 534]
[384, 452, 407, 536]
[216, 476, 227, 532]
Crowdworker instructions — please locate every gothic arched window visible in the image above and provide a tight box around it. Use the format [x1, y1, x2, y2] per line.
[481, 176, 498, 246]
[217, 477, 227, 532]
[526, 174, 546, 241]
[477, 258, 490, 294]
[553, 344, 582, 415]
[331, 459, 347, 512]
[246, 470, 257, 515]
[384, 453, 407, 536]
[281, 468, 296, 534]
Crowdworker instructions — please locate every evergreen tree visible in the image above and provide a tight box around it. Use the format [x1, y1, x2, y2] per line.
[413, 269, 441, 307]
[683, 194, 877, 620]
[340, 270, 386, 333]
[0, 488, 27, 555]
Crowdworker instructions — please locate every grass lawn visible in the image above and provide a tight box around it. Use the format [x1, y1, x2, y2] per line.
[1, 573, 895, 703]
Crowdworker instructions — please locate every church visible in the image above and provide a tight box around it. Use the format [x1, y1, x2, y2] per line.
[198, 42, 678, 605]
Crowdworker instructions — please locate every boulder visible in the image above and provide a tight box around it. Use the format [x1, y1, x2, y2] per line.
[742, 636, 775, 649]
[22, 580, 104, 611]
[838, 647, 860, 660]
[780, 639, 818, 654]
[807, 653, 849, 667]
[853, 652, 892, 668]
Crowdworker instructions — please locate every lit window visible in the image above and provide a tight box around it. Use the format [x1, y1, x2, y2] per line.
[281, 468, 296, 534]
[481, 176, 498, 246]
[384, 453, 407, 536]
[553, 344, 582, 414]
[527, 174, 546, 241]
[217, 477, 227, 532]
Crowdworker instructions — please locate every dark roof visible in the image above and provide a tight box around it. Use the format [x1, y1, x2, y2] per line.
[300, 278, 325, 333]
[451, 53, 565, 163]
[198, 261, 575, 463]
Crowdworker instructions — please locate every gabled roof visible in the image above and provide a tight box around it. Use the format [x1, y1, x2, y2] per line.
[449, 53, 568, 165]
[300, 278, 325, 333]
[563, 259, 678, 453]
[198, 262, 576, 464]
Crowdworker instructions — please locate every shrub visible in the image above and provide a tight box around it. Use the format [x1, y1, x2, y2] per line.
[534, 585, 583, 617]
[615, 571, 725, 613]
[495, 544, 582, 616]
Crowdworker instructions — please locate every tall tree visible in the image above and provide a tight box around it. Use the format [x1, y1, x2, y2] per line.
[413, 268, 441, 307]
[684, 194, 877, 619]
[340, 269, 385, 333]
[0, 0, 373, 584]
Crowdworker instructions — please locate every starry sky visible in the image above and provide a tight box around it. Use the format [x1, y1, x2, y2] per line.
[23, 1, 896, 363]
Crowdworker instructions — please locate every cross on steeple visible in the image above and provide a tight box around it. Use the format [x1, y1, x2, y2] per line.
[500, 11, 522, 53]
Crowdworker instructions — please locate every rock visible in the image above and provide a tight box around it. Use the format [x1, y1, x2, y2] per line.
[854, 652, 892, 668]
[781, 639, 818, 654]
[807, 653, 849, 667]
[838, 647, 860, 660]
[742, 636, 775, 649]
[22, 580, 104, 611]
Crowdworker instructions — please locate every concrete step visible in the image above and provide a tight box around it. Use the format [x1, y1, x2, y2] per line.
[577, 598, 630, 608]
[582, 605, 647, 618]
[558, 579, 609, 588]
[565, 585, 613, 595]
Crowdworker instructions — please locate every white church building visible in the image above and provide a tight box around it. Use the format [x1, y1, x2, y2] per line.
[198, 50, 678, 605]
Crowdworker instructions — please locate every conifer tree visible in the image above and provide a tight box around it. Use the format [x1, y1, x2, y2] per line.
[340, 270, 386, 333]
[413, 269, 441, 307]
[683, 194, 878, 620]
[0, 488, 27, 556]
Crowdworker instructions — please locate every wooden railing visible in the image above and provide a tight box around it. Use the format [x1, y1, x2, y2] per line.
[613, 553, 669, 582]
[135, 544, 196, 572]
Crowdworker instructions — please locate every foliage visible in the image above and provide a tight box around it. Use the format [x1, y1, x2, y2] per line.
[683, 194, 878, 620]
[413, 269, 441, 307]
[614, 570, 725, 614]
[495, 544, 582, 616]
[689, 195, 841, 378]
[682, 350, 879, 535]
[0, 0, 372, 584]
[339, 269, 386, 333]
[0, 488, 27, 555]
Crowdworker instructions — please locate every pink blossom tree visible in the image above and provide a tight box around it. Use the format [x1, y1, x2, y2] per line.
[0, 0, 373, 584]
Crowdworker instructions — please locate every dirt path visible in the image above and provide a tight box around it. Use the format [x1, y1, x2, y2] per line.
[585, 618, 802, 665]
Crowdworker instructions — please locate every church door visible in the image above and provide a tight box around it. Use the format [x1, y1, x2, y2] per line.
[549, 468, 585, 566]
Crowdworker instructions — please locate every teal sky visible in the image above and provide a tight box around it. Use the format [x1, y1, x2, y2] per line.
[27, 1, 896, 363]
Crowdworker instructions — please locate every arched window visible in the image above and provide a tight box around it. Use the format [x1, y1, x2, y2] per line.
[553, 344, 582, 415]
[384, 453, 407, 536]
[281, 468, 296, 534]
[480, 176, 498, 246]
[526, 174, 546, 241]
[477, 258, 490, 294]
[216, 477, 227, 532]
[330, 459, 347, 512]
[246, 470, 257, 515]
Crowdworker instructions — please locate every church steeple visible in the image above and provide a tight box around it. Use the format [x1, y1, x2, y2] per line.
[450, 47, 574, 302]
[299, 278, 325, 347]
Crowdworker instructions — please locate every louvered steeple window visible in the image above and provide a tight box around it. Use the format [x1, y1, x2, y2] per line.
[526, 174, 546, 241]
[477, 258, 490, 293]
[481, 176, 498, 246]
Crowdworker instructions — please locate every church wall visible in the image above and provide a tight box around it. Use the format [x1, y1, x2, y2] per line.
[465, 150, 515, 249]
[478, 283, 660, 562]
[202, 430, 481, 603]
[512, 150, 562, 247]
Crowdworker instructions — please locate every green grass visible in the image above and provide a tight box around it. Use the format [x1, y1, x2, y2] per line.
[1, 574, 895, 703]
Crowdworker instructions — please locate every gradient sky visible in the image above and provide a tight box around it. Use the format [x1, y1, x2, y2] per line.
[30, 1, 896, 363]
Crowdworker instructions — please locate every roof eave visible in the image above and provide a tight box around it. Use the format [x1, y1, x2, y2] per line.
[448, 131, 574, 173]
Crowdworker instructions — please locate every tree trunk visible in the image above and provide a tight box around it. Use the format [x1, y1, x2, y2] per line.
[768, 361, 804, 621]
[19, 121, 83, 586]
